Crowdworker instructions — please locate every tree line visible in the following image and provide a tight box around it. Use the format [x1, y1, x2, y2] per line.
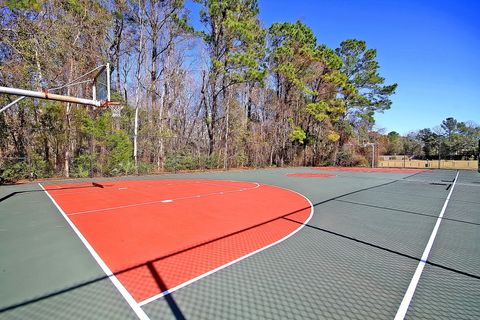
[2, 0, 401, 182]
[382, 117, 479, 160]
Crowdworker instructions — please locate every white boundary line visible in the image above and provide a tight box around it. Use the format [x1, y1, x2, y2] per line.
[138, 186, 314, 307]
[39, 183, 150, 320]
[394, 170, 459, 320]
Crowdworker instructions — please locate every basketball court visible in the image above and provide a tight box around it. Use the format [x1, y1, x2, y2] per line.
[1, 60, 479, 319]
[1, 167, 479, 319]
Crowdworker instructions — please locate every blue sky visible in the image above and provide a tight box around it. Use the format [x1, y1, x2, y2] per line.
[258, 0, 480, 134]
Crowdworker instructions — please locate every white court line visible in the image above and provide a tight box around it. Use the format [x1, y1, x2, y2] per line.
[44, 181, 193, 197]
[112, 180, 245, 201]
[394, 170, 459, 320]
[39, 183, 150, 320]
[67, 182, 260, 216]
[45, 179, 247, 197]
[138, 186, 314, 307]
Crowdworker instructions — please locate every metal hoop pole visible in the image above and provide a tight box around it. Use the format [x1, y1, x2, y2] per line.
[0, 86, 101, 107]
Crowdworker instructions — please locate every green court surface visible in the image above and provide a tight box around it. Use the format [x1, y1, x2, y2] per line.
[1, 168, 479, 319]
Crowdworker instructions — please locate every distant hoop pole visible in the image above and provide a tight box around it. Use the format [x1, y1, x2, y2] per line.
[362, 142, 375, 168]
[0, 86, 102, 109]
[106, 63, 111, 102]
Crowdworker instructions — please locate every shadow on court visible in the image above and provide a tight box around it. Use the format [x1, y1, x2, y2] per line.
[146, 262, 186, 320]
[1, 176, 479, 319]
[0, 183, 112, 204]
[334, 199, 480, 226]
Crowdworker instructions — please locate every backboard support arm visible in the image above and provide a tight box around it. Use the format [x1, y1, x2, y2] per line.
[0, 96, 26, 113]
[0, 86, 102, 110]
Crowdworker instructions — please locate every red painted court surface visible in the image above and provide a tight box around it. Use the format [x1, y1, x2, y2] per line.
[314, 167, 433, 173]
[44, 180, 312, 304]
[286, 173, 336, 178]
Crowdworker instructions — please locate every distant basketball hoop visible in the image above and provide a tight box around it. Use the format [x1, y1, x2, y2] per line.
[111, 104, 123, 118]
[101, 101, 123, 118]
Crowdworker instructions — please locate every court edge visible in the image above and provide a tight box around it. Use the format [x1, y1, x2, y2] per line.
[39, 183, 150, 320]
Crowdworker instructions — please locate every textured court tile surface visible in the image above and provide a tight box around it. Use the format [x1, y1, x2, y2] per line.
[406, 264, 480, 319]
[143, 225, 418, 319]
[2, 168, 479, 319]
[406, 170, 480, 319]
[426, 171, 480, 278]
[314, 199, 437, 259]
[141, 169, 480, 319]
[442, 201, 480, 224]
[0, 184, 137, 319]
[428, 219, 480, 277]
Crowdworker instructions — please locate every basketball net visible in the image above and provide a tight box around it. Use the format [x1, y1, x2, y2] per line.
[101, 101, 123, 118]
[111, 104, 123, 118]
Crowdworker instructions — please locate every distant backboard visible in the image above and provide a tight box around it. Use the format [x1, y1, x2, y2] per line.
[92, 63, 110, 103]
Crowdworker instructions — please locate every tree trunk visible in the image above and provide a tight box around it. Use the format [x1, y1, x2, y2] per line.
[206, 76, 218, 156]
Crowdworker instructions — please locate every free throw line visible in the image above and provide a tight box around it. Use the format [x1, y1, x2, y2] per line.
[39, 183, 150, 320]
[394, 170, 459, 319]
[67, 182, 260, 216]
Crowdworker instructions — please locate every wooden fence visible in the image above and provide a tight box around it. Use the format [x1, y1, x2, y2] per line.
[378, 160, 478, 170]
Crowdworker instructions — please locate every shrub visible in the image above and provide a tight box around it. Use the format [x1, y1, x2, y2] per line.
[336, 149, 355, 166]
[336, 150, 369, 167]
[29, 152, 52, 178]
[164, 153, 221, 172]
[137, 161, 154, 175]
[203, 154, 221, 169]
[106, 131, 133, 176]
[164, 154, 194, 172]
[352, 154, 369, 167]
[0, 160, 28, 183]
[71, 154, 93, 178]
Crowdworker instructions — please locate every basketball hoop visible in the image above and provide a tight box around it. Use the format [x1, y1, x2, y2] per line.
[100, 101, 123, 118]
[111, 104, 123, 118]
